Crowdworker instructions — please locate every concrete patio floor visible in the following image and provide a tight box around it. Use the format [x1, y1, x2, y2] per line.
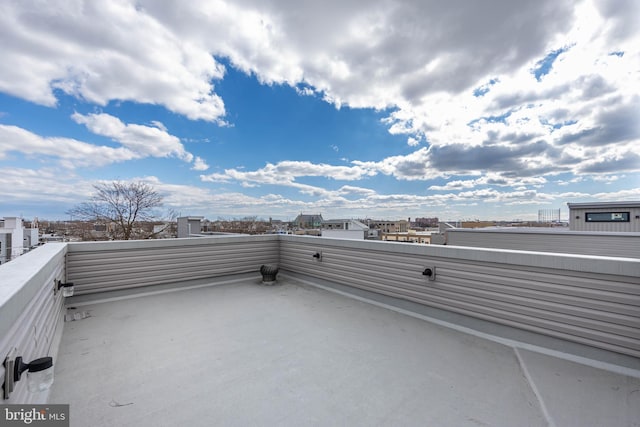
[49, 274, 640, 426]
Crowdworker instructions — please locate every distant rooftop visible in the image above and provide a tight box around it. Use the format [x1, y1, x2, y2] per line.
[567, 201, 640, 209]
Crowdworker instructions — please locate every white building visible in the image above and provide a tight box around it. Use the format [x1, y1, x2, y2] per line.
[383, 230, 434, 244]
[322, 219, 369, 240]
[0, 217, 39, 264]
[177, 216, 204, 238]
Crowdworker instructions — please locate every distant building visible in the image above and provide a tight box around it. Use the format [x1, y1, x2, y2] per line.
[294, 213, 323, 229]
[322, 219, 369, 240]
[367, 219, 408, 233]
[0, 217, 39, 264]
[383, 230, 433, 244]
[459, 221, 496, 229]
[177, 216, 203, 238]
[568, 201, 640, 232]
[412, 217, 439, 228]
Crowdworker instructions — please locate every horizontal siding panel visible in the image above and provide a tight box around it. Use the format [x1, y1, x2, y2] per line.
[432, 275, 640, 317]
[67, 239, 279, 295]
[443, 267, 640, 301]
[68, 247, 275, 278]
[70, 264, 276, 294]
[280, 244, 640, 301]
[67, 243, 274, 263]
[421, 286, 640, 338]
[398, 295, 640, 358]
[447, 230, 640, 258]
[283, 241, 640, 293]
[281, 239, 640, 289]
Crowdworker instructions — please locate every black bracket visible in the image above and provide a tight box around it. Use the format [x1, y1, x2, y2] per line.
[422, 267, 436, 281]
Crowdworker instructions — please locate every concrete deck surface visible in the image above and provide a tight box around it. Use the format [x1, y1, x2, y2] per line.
[50, 275, 640, 426]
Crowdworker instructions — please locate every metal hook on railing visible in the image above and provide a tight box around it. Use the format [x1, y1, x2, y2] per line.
[422, 267, 436, 281]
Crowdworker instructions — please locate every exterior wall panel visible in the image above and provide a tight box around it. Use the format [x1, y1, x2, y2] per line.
[0, 244, 66, 404]
[66, 236, 279, 294]
[446, 229, 640, 258]
[279, 236, 640, 358]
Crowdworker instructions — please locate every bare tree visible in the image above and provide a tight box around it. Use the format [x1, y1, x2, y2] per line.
[67, 181, 163, 240]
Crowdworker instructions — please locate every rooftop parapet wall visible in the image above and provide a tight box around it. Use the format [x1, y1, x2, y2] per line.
[0, 243, 67, 404]
[3, 233, 639, 404]
[64, 235, 640, 358]
[446, 228, 640, 258]
[66, 235, 280, 294]
[278, 235, 640, 358]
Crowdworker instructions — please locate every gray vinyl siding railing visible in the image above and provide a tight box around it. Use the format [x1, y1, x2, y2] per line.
[3, 233, 639, 405]
[66, 235, 280, 295]
[446, 229, 640, 258]
[0, 243, 67, 404]
[278, 236, 640, 358]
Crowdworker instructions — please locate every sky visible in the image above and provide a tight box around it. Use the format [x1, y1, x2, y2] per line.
[0, 0, 639, 222]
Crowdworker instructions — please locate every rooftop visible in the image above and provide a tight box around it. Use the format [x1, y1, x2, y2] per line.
[50, 273, 638, 426]
[2, 234, 639, 426]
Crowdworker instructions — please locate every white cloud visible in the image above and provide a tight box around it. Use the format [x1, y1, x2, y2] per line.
[201, 160, 378, 187]
[0, 124, 138, 167]
[71, 112, 209, 169]
[0, 1, 226, 122]
[591, 175, 621, 183]
[2, 1, 637, 180]
[191, 157, 210, 171]
[0, 167, 93, 202]
[429, 174, 547, 191]
[591, 187, 640, 200]
[407, 137, 420, 147]
[0, 114, 206, 170]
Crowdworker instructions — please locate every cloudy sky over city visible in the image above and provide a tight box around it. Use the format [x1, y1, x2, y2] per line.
[1, 0, 638, 221]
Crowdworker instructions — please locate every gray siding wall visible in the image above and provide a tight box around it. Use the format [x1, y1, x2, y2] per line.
[570, 206, 640, 232]
[446, 229, 640, 258]
[0, 244, 66, 404]
[66, 235, 279, 295]
[5, 232, 638, 405]
[279, 236, 640, 358]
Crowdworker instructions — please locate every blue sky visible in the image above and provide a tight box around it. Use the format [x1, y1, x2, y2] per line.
[1, 0, 639, 222]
